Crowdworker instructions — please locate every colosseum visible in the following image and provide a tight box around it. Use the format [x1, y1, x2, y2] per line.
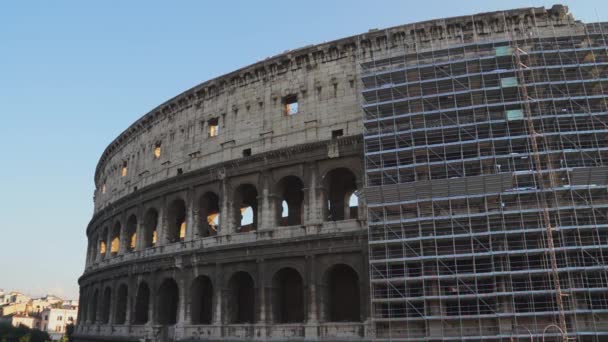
[76, 5, 608, 342]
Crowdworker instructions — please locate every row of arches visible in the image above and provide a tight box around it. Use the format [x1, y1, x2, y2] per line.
[81, 264, 361, 326]
[88, 168, 360, 263]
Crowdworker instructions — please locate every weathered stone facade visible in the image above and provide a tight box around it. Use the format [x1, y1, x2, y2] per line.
[77, 4, 608, 341]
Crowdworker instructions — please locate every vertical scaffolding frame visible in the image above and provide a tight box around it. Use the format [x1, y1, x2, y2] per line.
[361, 9, 608, 341]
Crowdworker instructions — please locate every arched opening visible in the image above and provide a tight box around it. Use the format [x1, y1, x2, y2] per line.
[234, 184, 258, 232]
[101, 287, 111, 324]
[110, 223, 121, 256]
[157, 278, 179, 325]
[348, 192, 359, 219]
[133, 282, 150, 324]
[143, 209, 158, 248]
[199, 192, 220, 237]
[167, 199, 187, 243]
[227, 271, 255, 323]
[325, 264, 360, 322]
[272, 268, 304, 323]
[88, 289, 98, 323]
[80, 292, 88, 323]
[114, 284, 128, 324]
[125, 215, 137, 252]
[99, 228, 108, 259]
[190, 276, 213, 324]
[324, 168, 358, 221]
[275, 176, 304, 226]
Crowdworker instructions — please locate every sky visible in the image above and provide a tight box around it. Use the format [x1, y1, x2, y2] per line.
[1, 0, 607, 300]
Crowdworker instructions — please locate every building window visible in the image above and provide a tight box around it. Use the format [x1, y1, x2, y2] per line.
[283, 94, 299, 115]
[208, 118, 219, 137]
[332, 129, 344, 138]
[154, 142, 161, 159]
[242, 148, 251, 157]
[121, 161, 128, 177]
[58, 316, 63, 321]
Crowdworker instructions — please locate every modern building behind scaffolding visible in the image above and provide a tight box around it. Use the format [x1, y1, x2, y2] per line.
[361, 5, 608, 341]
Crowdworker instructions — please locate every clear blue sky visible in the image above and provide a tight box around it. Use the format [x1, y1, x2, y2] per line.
[1, 0, 606, 300]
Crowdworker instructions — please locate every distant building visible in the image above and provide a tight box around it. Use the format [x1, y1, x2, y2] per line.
[30, 295, 63, 313]
[0, 302, 28, 316]
[0, 314, 40, 330]
[40, 307, 78, 340]
[0, 291, 30, 306]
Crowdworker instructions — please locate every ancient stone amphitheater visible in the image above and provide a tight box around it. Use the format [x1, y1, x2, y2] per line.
[76, 5, 608, 342]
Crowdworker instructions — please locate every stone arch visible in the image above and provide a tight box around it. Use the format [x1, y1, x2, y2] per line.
[226, 271, 255, 323]
[275, 176, 304, 226]
[99, 227, 108, 259]
[323, 264, 360, 322]
[114, 283, 128, 324]
[133, 281, 150, 325]
[271, 267, 305, 323]
[198, 192, 220, 237]
[323, 168, 358, 221]
[167, 199, 187, 243]
[89, 235, 98, 264]
[157, 278, 179, 325]
[125, 215, 137, 252]
[88, 288, 99, 323]
[143, 208, 158, 248]
[100, 286, 112, 324]
[233, 184, 258, 232]
[190, 275, 213, 325]
[110, 222, 121, 256]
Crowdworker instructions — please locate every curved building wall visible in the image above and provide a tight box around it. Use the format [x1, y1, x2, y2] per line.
[77, 4, 608, 342]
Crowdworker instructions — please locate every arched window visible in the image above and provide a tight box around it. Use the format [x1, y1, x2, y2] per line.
[100, 287, 112, 324]
[190, 276, 213, 324]
[325, 264, 360, 322]
[114, 284, 128, 324]
[227, 271, 255, 323]
[275, 176, 304, 226]
[99, 228, 108, 259]
[167, 199, 187, 243]
[133, 282, 150, 324]
[125, 215, 137, 252]
[324, 168, 358, 221]
[234, 184, 258, 232]
[143, 209, 158, 248]
[157, 278, 179, 325]
[110, 223, 121, 256]
[272, 268, 304, 323]
[199, 192, 220, 237]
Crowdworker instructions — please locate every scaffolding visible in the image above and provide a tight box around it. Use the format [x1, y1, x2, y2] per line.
[361, 8, 608, 342]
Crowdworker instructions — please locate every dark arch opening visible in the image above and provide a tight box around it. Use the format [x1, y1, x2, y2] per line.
[79, 292, 88, 323]
[157, 278, 179, 325]
[324, 168, 358, 221]
[234, 184, 258, 232]
[275, 176, 304, 226]
[199, 192, 220, 237]
[167, 199, 187, 243]
[227, 271, 255, 323]
[88, 289, 98, 323]
[133, 282, 150, 324]
[143, 209, 158, 248]
[89, 235, 98, 264]
[190, 276, 213, 324]
[125, 215, 137, 252]
[272, 268, 305, 323]
[101, 287, 112, 324]
[326, 264, 360, 322]
[114, 284, 128, 324]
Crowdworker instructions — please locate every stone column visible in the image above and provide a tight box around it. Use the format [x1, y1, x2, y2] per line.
[158, 196, 168, 246]
[304, 162, 325, 225]
[257, 259, 267, 323]
[305, 255, 319, 339]
[258, 171, 275, 231]
[135, 204, 144, 251]
[219, 175, 232, 235]
[178, 276, 188, 325]
[185, 188, 196, 242]
[105, 227, 113, 259]
[213, 263, 223, 325]
[118, 213, 127, 254]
